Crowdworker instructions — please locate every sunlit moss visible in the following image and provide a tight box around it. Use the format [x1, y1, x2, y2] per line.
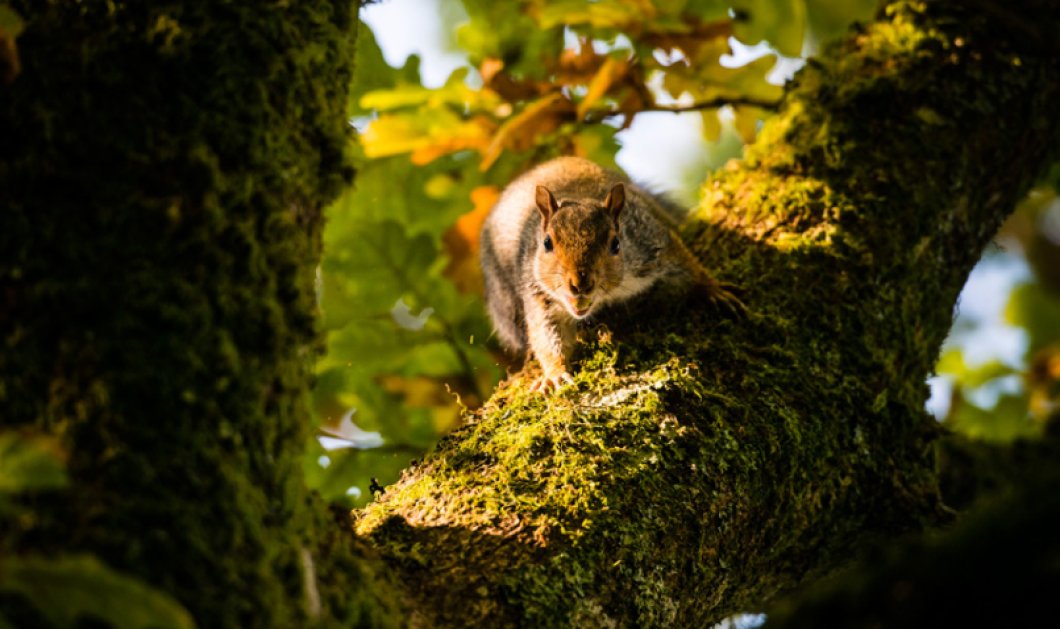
[356, 0, 1059, 625]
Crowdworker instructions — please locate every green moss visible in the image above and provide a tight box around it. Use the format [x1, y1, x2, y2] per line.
[356, 1, 1060, 626]
[0, 1, 395, 626]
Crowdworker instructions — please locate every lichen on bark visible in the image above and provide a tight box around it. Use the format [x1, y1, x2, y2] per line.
[357, 1, 1060, 626]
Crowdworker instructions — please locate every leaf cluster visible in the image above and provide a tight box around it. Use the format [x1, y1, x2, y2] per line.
[938, 182, 1060, 441]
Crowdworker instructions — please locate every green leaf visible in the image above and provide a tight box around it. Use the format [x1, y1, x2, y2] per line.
[681, 0, 732, 22]
[1005, 281, 1060, 354]
[701, 109, 722, 142]
[946, 393, 1036, 442]
[732, 0, 807, 57]
[348, 20, 396, 116]
[0, 432, 66, 493]
[572, 124, 621, 168]
[715, 54, 785, 101]
[313, 151, 501, 466]
[321, 219, 440, 317]
[360, 69, 501, 114]
[936, 349, 1017, 388]
[536, 0, 651, 29]
[0, 555, 195, 629]
[804, 0, 877, 49]
[457, 0, 561, 76]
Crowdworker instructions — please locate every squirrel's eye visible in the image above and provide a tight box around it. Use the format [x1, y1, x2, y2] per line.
[610, 237, 620, 255]
[543, 235, 553, 252]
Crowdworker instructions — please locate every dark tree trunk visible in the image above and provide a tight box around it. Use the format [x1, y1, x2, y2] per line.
[1, 1, 392, 626]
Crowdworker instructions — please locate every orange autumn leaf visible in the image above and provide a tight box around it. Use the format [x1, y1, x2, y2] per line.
[555, 40, 604, 84]
[480, 93, 572, 170]
[411, 115, 496, 165]
[443, 186, 499, 294]
[481, 56, 545, 102]
[479, 57, 505, 84]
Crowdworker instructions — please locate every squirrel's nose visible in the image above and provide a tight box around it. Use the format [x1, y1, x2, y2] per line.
[569, 271, 593, 295]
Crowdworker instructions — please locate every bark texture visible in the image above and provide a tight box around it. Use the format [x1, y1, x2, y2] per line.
[357, 1, 1060, 626]
[766, 439, 1060, 627]
[0, 1, 394, 627]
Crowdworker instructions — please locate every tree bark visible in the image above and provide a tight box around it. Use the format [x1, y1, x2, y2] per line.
[356, 1, 1060, 626]
[765, 432, 1060, 627]
[0, 1, 395, 627]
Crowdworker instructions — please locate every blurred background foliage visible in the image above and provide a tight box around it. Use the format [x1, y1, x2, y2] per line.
[933, 165, 1060, 442]
[0, 432, 195, 628]
[307, 0, 1060, 507]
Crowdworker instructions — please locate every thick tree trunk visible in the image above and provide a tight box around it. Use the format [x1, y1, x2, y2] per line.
[356, 1, 1060, 626]
[0, 1, 394, 627]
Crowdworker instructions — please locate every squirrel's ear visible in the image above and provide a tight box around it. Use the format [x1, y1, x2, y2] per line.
[604, 183, 625, 221]
[535, 185, 558, 226]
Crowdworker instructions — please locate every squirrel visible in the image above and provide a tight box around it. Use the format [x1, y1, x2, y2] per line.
[480, 156, 743, 392]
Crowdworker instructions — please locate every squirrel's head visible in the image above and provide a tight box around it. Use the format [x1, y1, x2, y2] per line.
[532, 183, 625, 320]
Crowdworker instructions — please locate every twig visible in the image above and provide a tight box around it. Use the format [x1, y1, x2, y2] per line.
[631, 96, 780, 114]
[581, 96, 780, 124]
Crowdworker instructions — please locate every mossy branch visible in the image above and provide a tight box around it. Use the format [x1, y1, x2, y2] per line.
[356, 1, 1060, 626]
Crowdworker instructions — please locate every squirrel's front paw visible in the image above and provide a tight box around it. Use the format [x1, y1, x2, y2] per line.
[695, 279, 748, 318]
[532, 370, 574, 393]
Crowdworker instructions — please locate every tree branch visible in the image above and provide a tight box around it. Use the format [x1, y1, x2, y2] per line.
[638, 96, 781, 113]
[581, 96, 780, 125]
[355, 1, 1060, 626]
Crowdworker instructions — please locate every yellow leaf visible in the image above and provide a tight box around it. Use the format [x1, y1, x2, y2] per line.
[360, 115, 427, 158]
[576, 57, 628, 120]
[360, 71, 501, 113]
[720, 55, 784, 100]
[360, 85, 437, 111]
[660, 38, 729, 100]
[411, 117, 494, 165]
[534, 0, 656, 29]
[732, 105, 765, 143]
[360, 112, 494, 165]
[644, 18, 733, 67]
[700, 109, 722, 142]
